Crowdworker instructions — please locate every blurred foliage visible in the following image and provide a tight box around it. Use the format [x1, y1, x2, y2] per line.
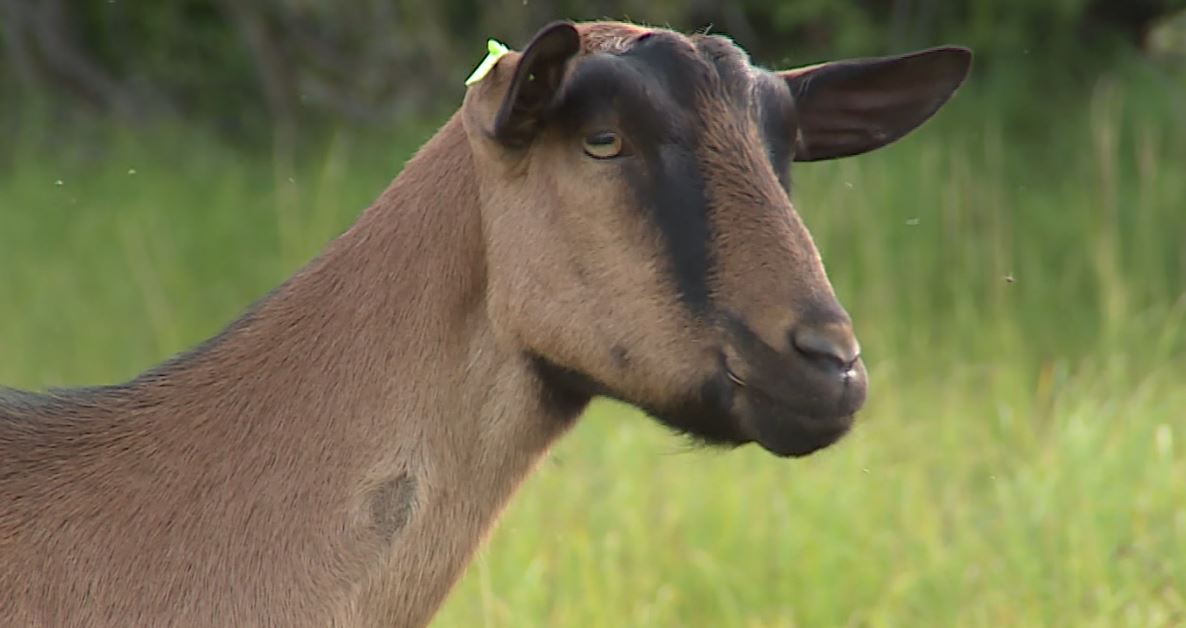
[1, 0, 1183, 143]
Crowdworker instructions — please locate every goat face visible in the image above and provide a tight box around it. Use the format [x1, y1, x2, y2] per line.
[462, 21, 970, 457]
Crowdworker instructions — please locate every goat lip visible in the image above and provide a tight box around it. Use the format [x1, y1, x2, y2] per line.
[724, 366, 857, 458]
[724, 353, 868, 419]
[743, 403, 854, 457]
[723, 366, 748, 389]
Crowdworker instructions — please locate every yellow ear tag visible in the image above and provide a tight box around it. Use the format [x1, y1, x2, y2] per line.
[465, 39, 511, 86]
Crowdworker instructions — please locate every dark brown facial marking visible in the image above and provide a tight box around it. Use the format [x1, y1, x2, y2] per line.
[756, 74, 796, 188]
[620, 36, 715, 313]
[370, 473, 418, 545]
[555, 35, 717, 314]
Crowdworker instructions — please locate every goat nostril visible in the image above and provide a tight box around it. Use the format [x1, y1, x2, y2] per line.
[791, 324, 861, 370]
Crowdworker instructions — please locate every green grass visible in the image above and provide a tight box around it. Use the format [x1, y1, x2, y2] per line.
[2, 70, 1184, 626]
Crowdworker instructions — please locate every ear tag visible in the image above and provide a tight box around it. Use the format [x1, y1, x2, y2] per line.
[465, 39, 511, 86]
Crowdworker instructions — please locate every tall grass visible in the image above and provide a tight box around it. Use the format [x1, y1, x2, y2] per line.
[1, 68, 1183, 626]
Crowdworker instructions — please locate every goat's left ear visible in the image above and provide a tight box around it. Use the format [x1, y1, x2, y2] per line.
[781, 47, 972, 162]
[491, 21, 581, 147]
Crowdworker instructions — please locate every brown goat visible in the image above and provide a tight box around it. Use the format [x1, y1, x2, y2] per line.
[0, 21, 970, 627]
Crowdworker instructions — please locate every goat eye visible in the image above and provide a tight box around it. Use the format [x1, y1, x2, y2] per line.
[582, 131, 623, 159]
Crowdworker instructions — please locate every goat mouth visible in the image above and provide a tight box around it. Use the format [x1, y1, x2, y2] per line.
[722, 363, 856, 458]
[749, 412, 853, 457]
[724, 366, 747, 389]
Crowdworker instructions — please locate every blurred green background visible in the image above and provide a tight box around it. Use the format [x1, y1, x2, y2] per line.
[2, 1, 1185, 626]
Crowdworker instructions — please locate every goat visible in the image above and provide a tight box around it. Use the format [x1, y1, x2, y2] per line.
[0, 20, 970, 627]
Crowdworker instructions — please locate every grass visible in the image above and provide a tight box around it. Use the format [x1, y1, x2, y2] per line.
[2, 68, 1184, 626]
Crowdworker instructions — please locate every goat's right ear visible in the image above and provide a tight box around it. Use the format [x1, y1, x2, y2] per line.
[780, 46, 972, 161]
[490, 22, 581, 148]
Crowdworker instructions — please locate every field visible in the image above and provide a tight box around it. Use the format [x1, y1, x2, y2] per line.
[2, 69, 1184, 626]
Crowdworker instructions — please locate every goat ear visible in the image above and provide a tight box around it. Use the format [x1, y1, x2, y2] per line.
[492, 21, 581, 147]
[780, 46, 972, 162]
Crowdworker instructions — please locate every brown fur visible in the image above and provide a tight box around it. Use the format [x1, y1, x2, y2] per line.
[0, 21, 969, 627]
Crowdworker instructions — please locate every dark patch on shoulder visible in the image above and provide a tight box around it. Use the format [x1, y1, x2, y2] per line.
[610, 345, 630, 369]
[370, 473, 418, 545]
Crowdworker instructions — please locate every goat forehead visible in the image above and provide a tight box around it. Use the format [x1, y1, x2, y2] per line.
[625, 36, 712, 117]
[624, 32, 756, 104]
[573, 24, 758, 107]
[691, 34, 757, 102]
[577, 22, 650, 54]
[577, 23, 753, 69]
